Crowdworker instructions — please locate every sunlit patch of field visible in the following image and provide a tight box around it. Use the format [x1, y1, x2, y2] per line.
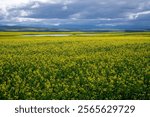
[0, 32, 149, 99]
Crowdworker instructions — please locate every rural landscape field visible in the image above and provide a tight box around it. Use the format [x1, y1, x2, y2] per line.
[0, 32, 149, 100]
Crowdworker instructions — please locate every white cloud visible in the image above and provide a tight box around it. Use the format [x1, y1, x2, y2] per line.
[0, 0, 74, 9]
[69, 13, 81, 19]
[62, 6, 68, 10]
[0, 0, 75, 19]
[31, 3, 40, 9]
[0, 0, 29, 9]
[14, 17, 44, 22]
[52, 23, 61, 26]
[127, 11, 150, 20]
[97, 22, 127, 27]
[19, 10, 31, 17]
[69, 11, 88, 19]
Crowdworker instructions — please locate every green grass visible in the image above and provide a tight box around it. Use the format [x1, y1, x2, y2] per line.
[0, 32, 150, 100]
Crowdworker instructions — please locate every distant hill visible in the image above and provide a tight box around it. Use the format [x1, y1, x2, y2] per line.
[0, 25, 150, 32]
[0, 26, 51, 32]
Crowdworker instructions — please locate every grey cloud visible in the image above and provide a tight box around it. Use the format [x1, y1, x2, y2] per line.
[0, 0, 150, 29]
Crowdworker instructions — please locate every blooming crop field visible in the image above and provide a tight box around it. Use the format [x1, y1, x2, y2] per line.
[0, 32, 149, 99]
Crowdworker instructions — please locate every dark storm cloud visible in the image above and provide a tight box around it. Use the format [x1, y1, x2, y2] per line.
[0, 0, 150, 29]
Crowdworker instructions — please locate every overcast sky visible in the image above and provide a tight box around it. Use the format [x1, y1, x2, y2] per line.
[0, 0, 150, 29]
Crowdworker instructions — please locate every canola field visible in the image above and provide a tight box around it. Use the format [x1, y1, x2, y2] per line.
[0, 32, 150, 100]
